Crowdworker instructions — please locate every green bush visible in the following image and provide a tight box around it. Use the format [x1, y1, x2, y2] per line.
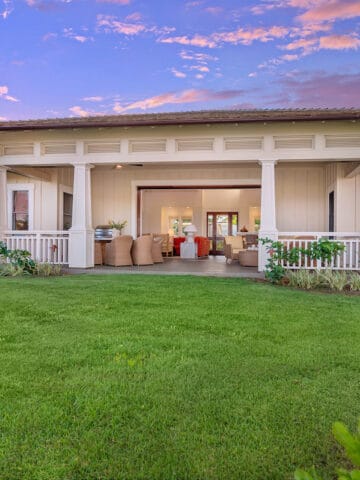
[348, 272, 360, 292]
[320, 270, 349, 292]
[287, 270, 322, 290]
[0, 263, 25, 277]
[35, 263, 62, 277]
[295, 420, 360, 480]
[0, 241, 36, 274]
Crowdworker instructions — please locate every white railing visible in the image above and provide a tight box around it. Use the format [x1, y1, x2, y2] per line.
[3, 231, 70, 265]
[276, 232, 360, 271]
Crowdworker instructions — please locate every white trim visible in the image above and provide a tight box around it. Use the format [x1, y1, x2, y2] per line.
[7, 183, 34, 231]
[130, 178, 260, 238]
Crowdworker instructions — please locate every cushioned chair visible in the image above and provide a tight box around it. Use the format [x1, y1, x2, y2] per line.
[132, 235, 154, 266]
[239, 250, 258, 267]
[153, 233, 174, 257]
[224, 236, 245, 263]
[173, 237, 186, 256]
[152, 235, 164, 263]
[104, 235, 133, 267]
[194, 236, 210, 257]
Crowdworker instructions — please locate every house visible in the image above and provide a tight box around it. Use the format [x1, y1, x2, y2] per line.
[0, 109, 359, 271]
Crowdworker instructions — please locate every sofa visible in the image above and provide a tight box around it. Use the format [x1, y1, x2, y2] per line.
[173, 236, 210, 257]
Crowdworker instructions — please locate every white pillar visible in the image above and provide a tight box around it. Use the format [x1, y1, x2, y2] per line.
[0, 167, 8, 240]
[69, 164, 94, 268]
[258, 159, 278, 271]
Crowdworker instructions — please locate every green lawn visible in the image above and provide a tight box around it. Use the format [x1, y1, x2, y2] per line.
[0, 275, 359, 480]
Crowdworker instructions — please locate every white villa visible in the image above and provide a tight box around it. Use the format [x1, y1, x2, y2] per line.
[0, 109, 359, 271]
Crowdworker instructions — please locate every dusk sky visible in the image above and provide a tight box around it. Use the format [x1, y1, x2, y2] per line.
[1, 0, 360, 120]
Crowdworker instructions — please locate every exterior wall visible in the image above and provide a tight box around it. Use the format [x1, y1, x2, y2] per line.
[276, 164, 326, 231]
[335, 164, 360, 232]
[6, 167, 73, 230]
[92, 163, 327, 235]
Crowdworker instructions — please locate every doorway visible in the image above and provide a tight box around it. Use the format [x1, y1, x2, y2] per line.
[207, 212, 238, 255]
[329, 191, 335, 232]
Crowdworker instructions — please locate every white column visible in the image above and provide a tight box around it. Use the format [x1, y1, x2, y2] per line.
[0, 167, 8, 239]
[258, 159, 278, 271]
[69, 164, 94, 268]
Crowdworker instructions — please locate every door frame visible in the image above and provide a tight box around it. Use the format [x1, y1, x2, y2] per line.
[132, 180, 260, 237]
[207, 211, 239, 255]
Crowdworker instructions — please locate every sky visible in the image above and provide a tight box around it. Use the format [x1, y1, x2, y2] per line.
[1, 0, 360, 120]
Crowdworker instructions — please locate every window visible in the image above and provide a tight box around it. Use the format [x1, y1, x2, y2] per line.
[12, 190, 29, 230]
[63, 192, 73, 230]
[169, 216, 193, 236]
[7, 184, 34, 231]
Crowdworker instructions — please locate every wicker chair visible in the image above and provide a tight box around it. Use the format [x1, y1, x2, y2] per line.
[152, 235, 164, 263]
[153, 233, 173, 257]
[132, 235, 154, 266]
[104, 235, 133, 267]
[94, 241, 103, 265]
[224, 236, 245, 263]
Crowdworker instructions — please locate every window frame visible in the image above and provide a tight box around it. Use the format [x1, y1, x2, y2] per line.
[7, 184, 34, 231]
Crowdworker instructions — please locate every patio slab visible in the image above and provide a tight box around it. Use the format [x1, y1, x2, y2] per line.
[65, 256, 263, 278]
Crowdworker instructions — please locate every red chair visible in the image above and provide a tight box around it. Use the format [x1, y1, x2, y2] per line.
[173, 237, 186, 256]
[195, 236, 210, 257]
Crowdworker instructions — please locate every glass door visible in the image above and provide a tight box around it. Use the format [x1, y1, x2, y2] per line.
[207, 212, 238, 255]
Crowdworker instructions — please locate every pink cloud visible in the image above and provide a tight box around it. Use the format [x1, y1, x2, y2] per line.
[272, 72, 360, 108]
[319, 34, 360, 50]
[97, 15, 146, 35]
[113, 88, 244, 113]
[205, 6, 223, 15]
[171, 68, 187, 78]
[160, 34, 216, 48]
[298, 0, 360, 23]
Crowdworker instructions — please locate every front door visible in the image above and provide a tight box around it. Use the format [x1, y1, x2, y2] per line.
[207, 212, 238, 255]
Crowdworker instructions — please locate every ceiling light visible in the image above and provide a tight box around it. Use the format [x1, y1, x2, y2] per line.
[114, 164, 123, 169]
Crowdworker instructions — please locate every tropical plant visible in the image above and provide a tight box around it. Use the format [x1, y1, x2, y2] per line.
[320, 270, 349, 292]
[108, 219, 127, 233]
[287, 270, 322, 290]
[295, 420, 360, 480]
[348, 272, 360, 292]
[35, 263, 62, 277]
[0, 241, 36, 274]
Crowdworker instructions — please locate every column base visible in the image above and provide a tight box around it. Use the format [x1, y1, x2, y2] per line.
[258, 230, 278, 272]
[69, 229, 94, 268]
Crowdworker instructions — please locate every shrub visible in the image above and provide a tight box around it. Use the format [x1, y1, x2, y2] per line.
[320, 270, 349, 292]
[295, 420, 360, 480]
[0, 241, 36, 274]
[287, 270, 322, 290]
[348, 272, 360, 292]
[0, 264, 25, 277]
[35, 263, 62, 277]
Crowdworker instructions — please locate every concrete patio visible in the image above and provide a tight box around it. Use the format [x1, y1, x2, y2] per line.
[65, 255, 263, 278]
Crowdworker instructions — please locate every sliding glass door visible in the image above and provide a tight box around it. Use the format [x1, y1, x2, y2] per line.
[207, 212, 238, 255]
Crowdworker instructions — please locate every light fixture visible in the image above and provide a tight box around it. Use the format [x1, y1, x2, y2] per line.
[114, 164, 123, 169]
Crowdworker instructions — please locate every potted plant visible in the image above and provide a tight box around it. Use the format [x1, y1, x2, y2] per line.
[108, 220, 127, 237]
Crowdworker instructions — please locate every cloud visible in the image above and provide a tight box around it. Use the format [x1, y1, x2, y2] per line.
[1, 0, 13, 19]
[83, 96, 104, 102]
[319, 34, 360, 50]
[171, 68, 187, 78]
[204, 6, 223, 15]
[113, 88, 244, 113]
[125, 12, 142, 21]
[272, 71, 360, 108]
[97, 0, 131, 3]
[189, 65, 210, 72]
[25, 0, 73, 12]
[63, 28, 91, 42]
[298, 0, 360, 23]
[97, 15, 146, 35]
[0, 116, 7, 121]
[160, 25, 289, 49]
[43, 32, 58, 41]
[0, 85, 19, 102]
[160, 34, 217, 48]
[179, 50, 218, 63]
[69, 106, 91, 117]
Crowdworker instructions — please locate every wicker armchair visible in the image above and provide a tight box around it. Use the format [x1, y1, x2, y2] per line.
[153, 233, 174, 257]
[132, 235, 154, 266]
[104, 235, 133, 266]
[224, 236, 245, 263]
[94, 241, 103, 265]
[152, 235, 164, 263]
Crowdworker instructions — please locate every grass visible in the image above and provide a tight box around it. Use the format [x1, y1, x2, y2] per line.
[0, 274, 359, 480]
